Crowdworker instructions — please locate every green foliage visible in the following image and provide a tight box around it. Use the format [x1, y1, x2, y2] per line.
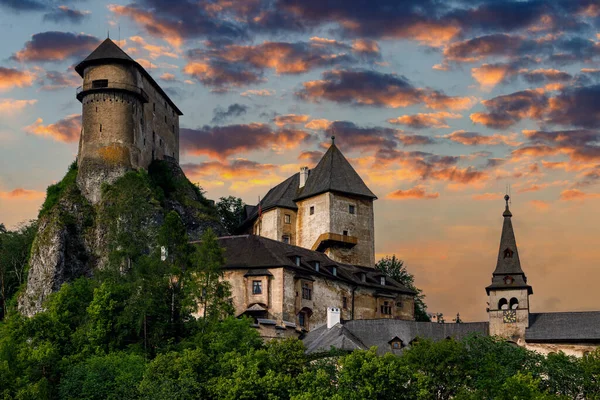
[0, 220, 37, 320]
[376, 255, 430, 321]
[38, 161, 78, 218]
[216, 196, 245, 234]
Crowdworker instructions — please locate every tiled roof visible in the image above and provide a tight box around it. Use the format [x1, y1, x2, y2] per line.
[217, 235, 415, 295]
[304, 319, 490, 355]
[526, 312, 600, 342]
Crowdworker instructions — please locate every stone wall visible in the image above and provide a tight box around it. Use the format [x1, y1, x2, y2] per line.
[296, 193, 331, 250]
[252, 208, 298, 245]
[488, 288, 530, 341]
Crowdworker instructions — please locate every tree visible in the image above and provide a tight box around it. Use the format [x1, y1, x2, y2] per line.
[375, 255, 430, 321]
[216, 196, 245, 235]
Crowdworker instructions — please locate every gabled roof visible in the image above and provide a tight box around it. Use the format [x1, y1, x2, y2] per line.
[486, 195, 532, 295]
[295, 143, 377, 201]
[74, 38, 183, 116]
[303, 319, 490, 355]
[243, 174, 300, 223]
[216, 235, 415, 294]
[526, 312, 600, 343]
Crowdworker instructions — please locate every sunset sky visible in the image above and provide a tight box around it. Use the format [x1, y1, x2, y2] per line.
[1, 0, 600, 321]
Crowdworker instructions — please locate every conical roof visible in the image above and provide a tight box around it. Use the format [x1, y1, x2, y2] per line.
[295, 141, 377, 201]
[486, 195, 532, 295]
[75, 38, 134, 77]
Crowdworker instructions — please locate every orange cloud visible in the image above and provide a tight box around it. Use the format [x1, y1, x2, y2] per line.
[24, 114, 81, 143]
[0, 188, 45, 200]
[304, 119, 332, 130]
[159, 72, 176, 81]
[240, 89, 275, 97]
[445, 130, 521, 146]
[109, 5, 183, 48]
[0, 99, 37, 113]
[0, 67, 35, 91]
[351, 39, 380, 54]
[12, 32, 99, 62]
[388, 112, 462, 129]
[386, 186, 439, 200]
[530, 200, 550, 210]
[472, 192, 503, 200]
[273, 114, 310, 127]
[471, 63, 519, 91]
[560, 189, 600, 201]
[129, 36, 178, 59]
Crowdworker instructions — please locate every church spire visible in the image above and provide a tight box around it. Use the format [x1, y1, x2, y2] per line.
[486, 195, 532, 295]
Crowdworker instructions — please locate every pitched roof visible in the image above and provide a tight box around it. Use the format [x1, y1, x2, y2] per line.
[243, 174, 300, 223]
[216, 235, 415, 295]
[295, 144, 377, 201]
[74, 38, 183, 116]
[486, 195, 532, 294]
[526, 312, 600, 342]
[303, 319, 490, 355]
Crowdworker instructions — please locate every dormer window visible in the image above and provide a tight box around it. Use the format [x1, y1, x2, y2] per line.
[295, 256, 301, 266]
[380, 276, 386, 286]
[503, 248, 514, 259]
[314, 261, 320, 272]
[389, 337, 403, 349]
[332, 266, 337, 276]
[360, 272, 366, 283]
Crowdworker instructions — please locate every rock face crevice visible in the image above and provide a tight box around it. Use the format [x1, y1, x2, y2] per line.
[19, 159, 226, 317]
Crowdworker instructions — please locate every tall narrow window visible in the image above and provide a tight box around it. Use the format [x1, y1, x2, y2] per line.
[295, 256, 301, 266]
[153, 103, 156, 111]
[380, 276, 386, 286]
[284, 214, 291, 224]
[252, 280, 262, 295]
[309, 206, 314, 215]
[99, 124, 102, 132]
[343, 296, 348, 309]
[302, 283, 312, 300]
[349, 204, 355, 214]
[332, 266, 337, 276]
[314, 261, 320, 272]
[381, 301, 392, 315]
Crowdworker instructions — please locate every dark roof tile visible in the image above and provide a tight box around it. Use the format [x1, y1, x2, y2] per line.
[526, 312, 600, 342]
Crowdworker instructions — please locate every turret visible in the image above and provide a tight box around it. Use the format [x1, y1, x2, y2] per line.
[487, 195, 532, 342]
[74, 38, 182, 203]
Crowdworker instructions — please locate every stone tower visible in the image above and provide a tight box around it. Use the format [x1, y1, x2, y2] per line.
[74, 38, 183, 203]
[486, 195, 533, 342]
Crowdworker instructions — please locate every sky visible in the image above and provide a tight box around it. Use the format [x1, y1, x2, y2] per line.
[1, 0, 600, 322]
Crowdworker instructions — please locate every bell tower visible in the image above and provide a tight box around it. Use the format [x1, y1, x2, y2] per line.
[486, 195, 533, 342]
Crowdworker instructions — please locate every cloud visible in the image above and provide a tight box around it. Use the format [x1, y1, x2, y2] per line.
[180, 123, 312, 159]
[472, 192, 503, 201]
[560, 188, 600, 201]
[386, 186, 439, 200]
[12, 31, 100, 62]
[522, 68, 572, 84]
[298, 69, 475, 110]
[471, 63, 521, 91]
[0, 98, 37, 113]
[211, 103, 248, 123]
[0, 0, 46, 12]
[298, 150, 323, 165]
[444, 131, 521, 147]
[444, 34, 541, 63]
[323, 121, 399, 152]
[43, 6, 90, 24]
[240, 89, 275, 97]
[38, 69, 79, 91]
[530, 200, 550, 210]
[351, 39, 380, 56]
[470, 89, 547, 129]
[0, 67, 35, 91]
[159, 72, 176, 82]
[129, 36, 178, 59]
[304, 119, 332, 130]
[546, 84, 600, 129]
[183, 61, 264, 88]
[387, 112, 462, 129]
[273, 114, 309, 127]
[24, 114, 81, 142]
[0, 188, 45, 199]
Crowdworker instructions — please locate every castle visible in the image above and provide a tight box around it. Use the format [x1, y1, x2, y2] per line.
[31, 39, 600, 352]
[75, 38, 182, 203]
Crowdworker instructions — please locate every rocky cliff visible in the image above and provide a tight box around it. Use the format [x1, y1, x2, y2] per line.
[18, 159, 226, 317]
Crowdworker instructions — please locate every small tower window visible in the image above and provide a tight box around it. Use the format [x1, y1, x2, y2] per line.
[92, 79, 108, 88]
[252, 280, 262, 295]
[284, 214, 291, 224]
[510, 297, 519, 310]
[343, 230, 348, 236]
[342, 296, 347, 309]
[503, 248, 514, 259]
[99, 124, 102, 132]
[164, 115, 167, 123]
[153, 103, 156, 112]
[498, 298, 509, 310]
[309, 206, 314, 215]
[349, 204, 355, 214]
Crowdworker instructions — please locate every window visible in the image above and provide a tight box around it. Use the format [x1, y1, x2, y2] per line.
[92, 79, 108, 88]
[332, 266, 337, 276]
[510, 297, 519, 310]
[391, 340, 403, 349]
[503, 248, 514, 259]
[143, 137, 146, 146]
[295, 256, 301, 266]
[164, 115, 167, 123]
[381, 301, 392, 315]
[343, 230, 348, 236]
[302, 283, 312, 300]
[380, 276, 386, 286]
[298, 312, 306, 327]
[360, 272, 366, 282]
[498, 298, 509, 310]
[349, 204, 355, 214]
[284, 214, 291, 224]
[309, 206, 314, 215]
[99, 124, 102, 132]
[252, 280, 262, 295]
[342, 296, 347, 309]
[282, 235, 290, 244]
[153, 103, 156, 112]
[314, 261, 320, 272]
[172, 124, 175, 133]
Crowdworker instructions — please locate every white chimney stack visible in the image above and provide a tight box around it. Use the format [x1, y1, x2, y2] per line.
[299, 166, 309, 188]
[327, 307, 341, 329]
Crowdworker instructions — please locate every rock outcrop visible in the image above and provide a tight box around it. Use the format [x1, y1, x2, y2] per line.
[18, 159, 226, 317]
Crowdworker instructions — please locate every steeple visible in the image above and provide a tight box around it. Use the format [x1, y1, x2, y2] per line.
[486, 195, 532, 295]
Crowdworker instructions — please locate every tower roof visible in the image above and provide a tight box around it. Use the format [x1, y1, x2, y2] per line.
[74, 38, 183, 116]
[486, 195, 532, 295]
[295, 141, 377, 201]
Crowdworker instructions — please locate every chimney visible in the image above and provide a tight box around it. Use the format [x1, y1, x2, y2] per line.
[299, 166, 309, 188]
[327, 307, 341, 329]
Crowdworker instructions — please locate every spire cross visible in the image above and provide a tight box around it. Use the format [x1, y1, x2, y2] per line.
[504, 194, 510, 208]
[331, 135, 335, 145]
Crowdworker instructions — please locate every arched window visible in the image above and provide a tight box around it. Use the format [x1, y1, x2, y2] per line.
[503, 248, 514, 259]
[298, 307, 312, 330]
[498, 298, 508, 310]
[510, 297, 519, 310]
